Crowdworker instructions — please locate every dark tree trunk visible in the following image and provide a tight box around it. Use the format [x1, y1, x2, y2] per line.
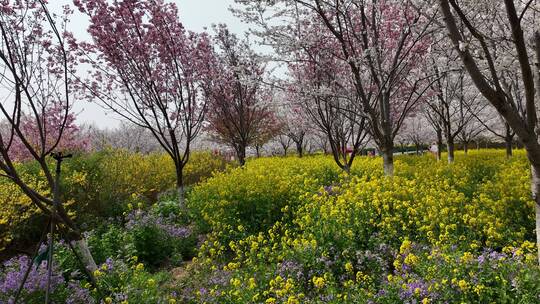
[255, 145, 261, 158]
[447, 136, 455, 163]
[463, 141, 469, 155]
[236, 145, 246, 166]
[296, 142, 304, 157]
[505, 136, 513, 158]
[505, 123, 513, 158]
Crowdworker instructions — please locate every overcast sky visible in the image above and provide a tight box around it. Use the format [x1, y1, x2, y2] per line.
[49, 0, 250, 128]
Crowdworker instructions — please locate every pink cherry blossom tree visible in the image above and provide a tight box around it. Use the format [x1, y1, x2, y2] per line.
[286, 108, 309, 157]
[0, 0, 97, 276]
[206, 25, 279, 166]
[234, 0, 436, 175]
[287, 42, 369, 172]
[7, 104, 88, 161]
[275, 91, 312, 157]
[75, 0, 216, 206]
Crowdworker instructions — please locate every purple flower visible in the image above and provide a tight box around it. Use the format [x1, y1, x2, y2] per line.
[208, 270, 231, 286]
[0, 255, 64, 299]
[105, 258, 114, 271]
[66, 282, 94, 304]
[126, 209, 192, 239]
[477, 254, 486, 265]
[399, 280, 429, 300]
[277, 260, 304, 281]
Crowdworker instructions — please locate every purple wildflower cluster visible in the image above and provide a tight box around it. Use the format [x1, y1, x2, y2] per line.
[125, 209, 191, 238]
[180, 269, 230, 302]
[0, 255, 93, 303]
[0, 256, 64, 296]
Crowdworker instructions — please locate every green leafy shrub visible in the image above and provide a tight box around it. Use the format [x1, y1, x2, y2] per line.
[1, 150, 229, 254]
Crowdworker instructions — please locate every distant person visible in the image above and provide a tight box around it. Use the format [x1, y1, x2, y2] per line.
[430, 143, 438, 155]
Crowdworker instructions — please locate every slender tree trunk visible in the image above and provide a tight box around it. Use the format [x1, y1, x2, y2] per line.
[237, 145, 246, 166]
[175, 166, 185, 207]
[436, 130, 443, 161]
[381, 142, 394, 176]
[463, 141, 469, 155]
[447, 136, 455, 163]
[531, 165, 540, 264]
[505, 135, 513, 158]
[296, 142, 304, 157]
[255, 145, 261, 158]
[532, 31, 540, 265]
[72, 239, 98, 274]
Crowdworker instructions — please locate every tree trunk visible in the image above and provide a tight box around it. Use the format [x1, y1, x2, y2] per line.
[382, 142, 394, 176]
[237, 145, 246, 166]
[532, 31, 540, 265]
[177, 185, 185, 206]
[175, 165, 185, 207]
[296, 142, 304, 157]
[531, 165, 540, 264]
[436, 130, 443, 161]
[505, 136, 513, 158]
[463, 141, 469, 155]
[71, 239, 97, 274]
[255, 145, 261, 158]
[447, 136, 455, 164]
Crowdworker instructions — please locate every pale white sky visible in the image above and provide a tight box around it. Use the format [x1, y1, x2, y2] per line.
[49, 0, 251, 128]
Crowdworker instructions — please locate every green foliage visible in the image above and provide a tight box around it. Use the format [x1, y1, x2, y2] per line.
[92, 257, 176, 303]
[63, 150, 228, 225]
[131, 224, 174, 268]
[0, 150, 229, 252]
[87, 224, 136, 265]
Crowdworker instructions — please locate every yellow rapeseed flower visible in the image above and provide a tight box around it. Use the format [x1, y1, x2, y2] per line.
[312, 276, 325, 289]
